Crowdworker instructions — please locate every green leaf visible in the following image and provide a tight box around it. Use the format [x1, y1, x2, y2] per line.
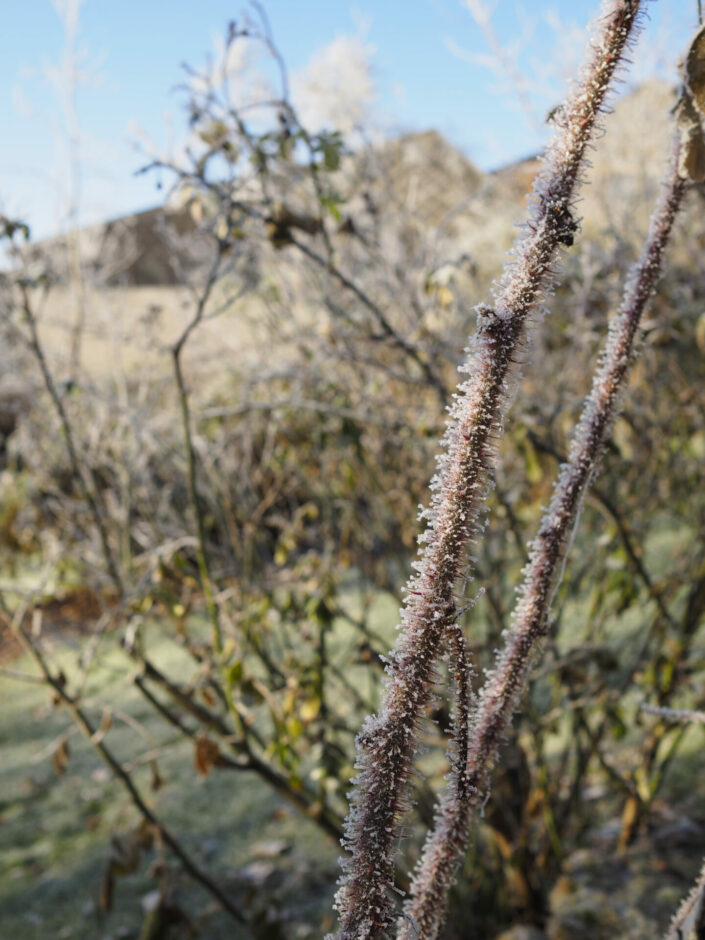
[226, 659, 244, 688]
[320, 195, 342, 222]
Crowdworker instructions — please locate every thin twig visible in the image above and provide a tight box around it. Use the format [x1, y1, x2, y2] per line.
[17, 283, 123, 593]
[12, 626, 247, 924]
[641, 703, 705, 725]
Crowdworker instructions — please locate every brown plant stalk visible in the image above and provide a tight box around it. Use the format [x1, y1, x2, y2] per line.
[332, 3, 645, 937]
[400, 137, 687, 940]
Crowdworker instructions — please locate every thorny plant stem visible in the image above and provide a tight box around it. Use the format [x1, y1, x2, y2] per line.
[12, 625, 247, 925]
[667, 856, 705, 939]
[333, 4, 644, 937]
[400, 138, 686, 940]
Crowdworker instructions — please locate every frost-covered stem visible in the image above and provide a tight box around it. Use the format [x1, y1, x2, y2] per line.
[333, 4, 643, 937]
[399, 140, 686, 940]
[641, 703, 705, 725]
[666, 856, 705, 938]
[447, 623, 473, 807]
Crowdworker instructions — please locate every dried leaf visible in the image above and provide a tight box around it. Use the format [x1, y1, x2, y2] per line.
[134, 819, 156, 852]
[91, 709, 113, 744]
[675, 91, 705, 182]
[685, 25, 705, 114]
[138, 893, 192, 940]
[51, 736, 70, 776]
[193, 733, 223, 776]
[146, 859, 167, 880]
[109, 833, 141, 875]
[250, 839, 291, 859]
[50, 671, 67, 707]
[99, 865, 114, 911]
[149, 759, 165, 792]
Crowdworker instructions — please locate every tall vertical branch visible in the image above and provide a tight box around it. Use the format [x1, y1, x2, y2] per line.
[17, 283, 124, 594]
[401, 138, 687, 940]
[171, 255, 223, 654]
[332, 4, 644, 937]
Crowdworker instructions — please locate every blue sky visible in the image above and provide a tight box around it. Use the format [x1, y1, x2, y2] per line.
[1, 0, 697, 239]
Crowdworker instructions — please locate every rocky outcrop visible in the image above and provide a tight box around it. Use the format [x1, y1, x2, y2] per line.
[20, 206, 209, 287]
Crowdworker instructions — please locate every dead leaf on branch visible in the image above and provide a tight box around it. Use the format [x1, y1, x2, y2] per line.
[99, 866, 114, 912]
[50, 670, 67, 707]
[675, 92, 705, 182]
[685, 25, 705, 113]
[193, 732, 225, 776]
[51, 735, 70, 776]
[676, 26, 705, 182]
[100, 821, 157, 912]
[149, 759, 165, 792]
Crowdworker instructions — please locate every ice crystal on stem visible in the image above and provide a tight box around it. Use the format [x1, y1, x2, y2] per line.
[332, 4, 644, 938]
[399, 139, 687, 940]
[666, 838, 705, 937]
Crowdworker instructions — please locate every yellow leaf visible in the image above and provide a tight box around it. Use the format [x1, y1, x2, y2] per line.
[695, 312, 705, 352]
[215, 216, 229, 240]
[198, 119, 229, 147]
[436, 285, 454, 309]
[190, 199, 204, 226]
[299, 697, 321, 723]
[286, 717, 303, 739]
